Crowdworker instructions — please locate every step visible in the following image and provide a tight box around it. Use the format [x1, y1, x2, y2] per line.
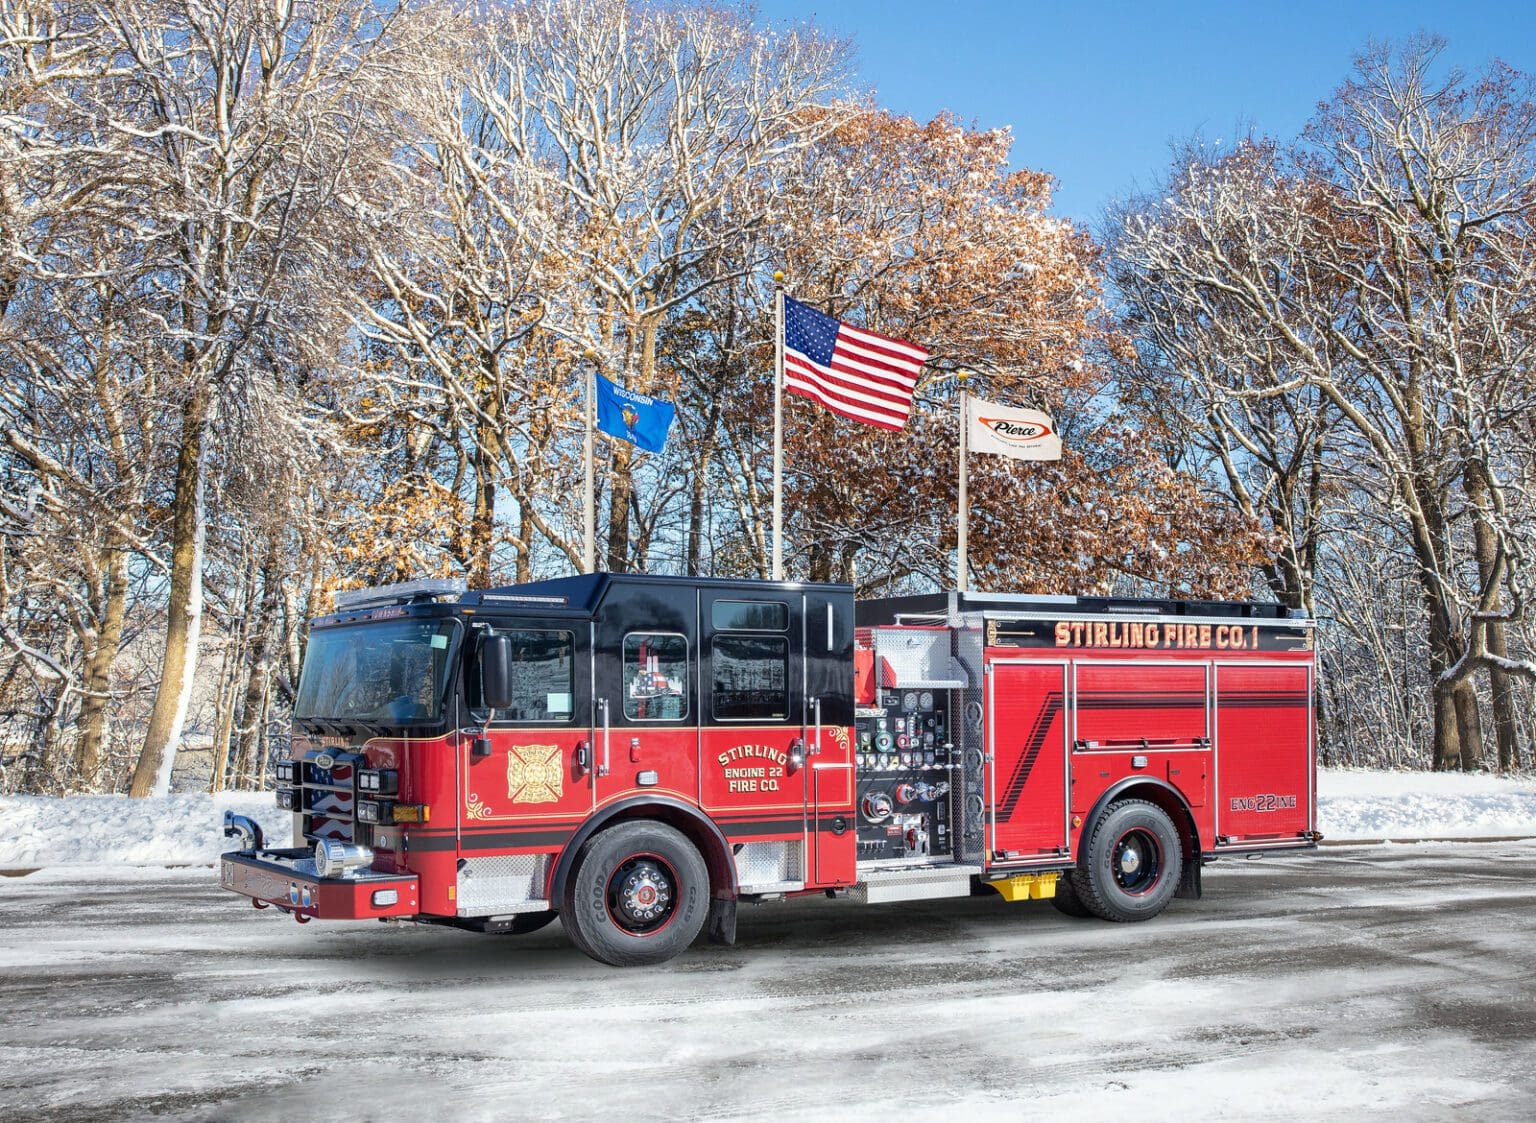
[848, 863, 983, 904]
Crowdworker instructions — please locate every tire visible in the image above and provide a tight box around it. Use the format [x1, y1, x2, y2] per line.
[560, 821, 709, 967]
[1050, 870, 1095, 918]
[1069, 799, 1182, 923]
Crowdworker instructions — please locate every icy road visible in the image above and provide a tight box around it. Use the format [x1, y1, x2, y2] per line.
[2, 843, 1534, 1122]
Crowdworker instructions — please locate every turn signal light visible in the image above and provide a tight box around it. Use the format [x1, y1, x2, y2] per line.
[357, 800, 429, 825]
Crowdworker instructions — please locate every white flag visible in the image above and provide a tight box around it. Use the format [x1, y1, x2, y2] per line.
[967, 396, 1062, 461]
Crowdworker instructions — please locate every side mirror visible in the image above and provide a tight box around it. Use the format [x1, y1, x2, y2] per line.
[481, 633, 515, 711]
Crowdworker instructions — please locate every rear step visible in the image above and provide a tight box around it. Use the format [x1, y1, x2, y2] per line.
[849, 864, 984, 904]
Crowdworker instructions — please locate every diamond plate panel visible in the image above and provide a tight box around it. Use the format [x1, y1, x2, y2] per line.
[873, 628, 969, 688]
[457, 853, 550, 915]
[734, 841, 803, 888]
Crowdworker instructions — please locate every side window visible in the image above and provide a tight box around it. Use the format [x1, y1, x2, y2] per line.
[472, 629, 575, 723]
[624, 633, 688, 721]
[712, 634, 789, 720]
[711, 600, 789, 631]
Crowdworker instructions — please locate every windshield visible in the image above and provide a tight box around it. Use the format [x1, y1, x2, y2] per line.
[294, 618, 459, 725]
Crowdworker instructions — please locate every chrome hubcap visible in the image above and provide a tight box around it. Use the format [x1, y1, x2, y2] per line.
[1112, 828, 1162, 895]
[608, 858, 675, 933]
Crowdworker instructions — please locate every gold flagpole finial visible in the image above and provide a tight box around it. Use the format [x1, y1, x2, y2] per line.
[773, 270, 785, 284]
[957, 368, 971, 384]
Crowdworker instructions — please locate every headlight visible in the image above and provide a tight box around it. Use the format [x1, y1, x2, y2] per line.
[275, 788, 298, 810]
[275, 760, 295, 783]
[357, 800, 383, 824]
[358, 769, 398, 794]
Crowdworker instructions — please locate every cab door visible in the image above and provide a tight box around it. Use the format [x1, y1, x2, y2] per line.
[459, 619, 594, 836]
[591, 582, 698, 809]
[698, 590, 809, 865]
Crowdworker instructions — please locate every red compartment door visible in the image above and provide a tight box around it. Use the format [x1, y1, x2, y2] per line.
[1215, 663, 1313, 843]
[987, 661, 1069, 860]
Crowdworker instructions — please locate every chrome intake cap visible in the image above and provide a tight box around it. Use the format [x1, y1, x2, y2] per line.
[314, 839, 374, 878]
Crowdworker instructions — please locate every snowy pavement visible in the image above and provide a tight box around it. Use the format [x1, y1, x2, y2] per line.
[2, 843, 1534, 1121]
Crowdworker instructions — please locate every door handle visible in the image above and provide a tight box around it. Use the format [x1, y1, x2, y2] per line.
[597, 698, 611, 778]
[811, 696, 822, 756]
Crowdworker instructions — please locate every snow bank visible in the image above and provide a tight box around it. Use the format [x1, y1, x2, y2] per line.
[0, 792, 289, 867]
[1, 769, 1533, 868]
[1317, 768, 1536, 840]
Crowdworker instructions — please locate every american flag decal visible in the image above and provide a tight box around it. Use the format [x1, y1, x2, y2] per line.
[782, 296, 928, 430]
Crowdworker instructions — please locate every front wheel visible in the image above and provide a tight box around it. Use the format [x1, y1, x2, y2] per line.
[561, 821, 709, 966]
[1070, 799, 1182, 923]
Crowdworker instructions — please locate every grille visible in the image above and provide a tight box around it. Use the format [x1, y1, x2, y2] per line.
[293, 751, 365, 843]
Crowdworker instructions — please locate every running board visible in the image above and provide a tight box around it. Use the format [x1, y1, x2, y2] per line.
[848, 864, 983, 904]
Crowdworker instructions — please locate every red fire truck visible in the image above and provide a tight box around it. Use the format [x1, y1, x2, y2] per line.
[220, 574, 1319, 966]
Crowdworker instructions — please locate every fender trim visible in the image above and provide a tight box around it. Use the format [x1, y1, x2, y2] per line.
[547, 795, 739, 906]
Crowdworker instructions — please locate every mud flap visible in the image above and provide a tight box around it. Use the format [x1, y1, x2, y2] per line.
[1175, 856, 1202, 900]
[706, 895, 737, 946]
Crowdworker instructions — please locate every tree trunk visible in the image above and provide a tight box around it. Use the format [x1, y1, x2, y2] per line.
[1452, 680, 1484, 771]
[74, 546, 129, 789]
[1425, 575, 1463, 771]
[233, 543, 283, 788]
[1463, 463, 1521, 772]
[207, 636, 242, 794]
[130, 388, 212, 797]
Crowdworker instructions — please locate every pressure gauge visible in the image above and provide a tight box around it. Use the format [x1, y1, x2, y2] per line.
[919, 691, 933, 710]
[902, 692, 919, 713]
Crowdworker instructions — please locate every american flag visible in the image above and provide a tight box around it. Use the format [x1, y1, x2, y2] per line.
[782, 296, 929, 430]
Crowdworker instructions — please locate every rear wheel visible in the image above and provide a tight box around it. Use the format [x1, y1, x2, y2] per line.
[560, 821, 709, 966]
[1050, 870, 1095, 918]
[1071, 799, 1182, 923]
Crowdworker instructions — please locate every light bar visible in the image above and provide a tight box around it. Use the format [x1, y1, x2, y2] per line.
[333, 578, 466, 612]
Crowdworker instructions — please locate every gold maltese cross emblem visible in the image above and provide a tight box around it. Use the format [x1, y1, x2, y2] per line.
[507, 744, 563, 803]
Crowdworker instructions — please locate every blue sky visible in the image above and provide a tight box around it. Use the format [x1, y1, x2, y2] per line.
[752, 1, 1536, 228]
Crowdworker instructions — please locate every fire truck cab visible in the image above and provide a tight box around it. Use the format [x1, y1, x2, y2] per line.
[220, 574, 1318, 966]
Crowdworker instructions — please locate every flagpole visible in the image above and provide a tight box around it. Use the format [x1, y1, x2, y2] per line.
[771, 271, 785, 581]
[582, 348, 596, 575]
[957, 369, 970, 593]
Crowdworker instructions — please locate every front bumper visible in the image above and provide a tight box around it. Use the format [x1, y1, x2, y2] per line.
[220, 848, 419, 920]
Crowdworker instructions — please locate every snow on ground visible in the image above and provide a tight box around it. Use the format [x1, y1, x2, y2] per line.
[0, 768, 1533, 868]
[1317, 767, 1536, 840]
